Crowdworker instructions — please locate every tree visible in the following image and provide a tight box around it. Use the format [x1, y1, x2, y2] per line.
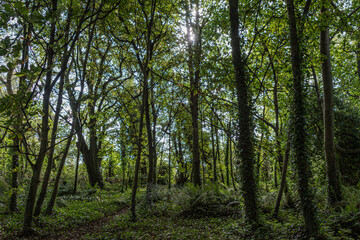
[228, 0, 258, 225]
[320, 0, 342, 205]
[285, 0, 320, 237]
[22, 0, 58, 232]
[185, 0, 203, 186]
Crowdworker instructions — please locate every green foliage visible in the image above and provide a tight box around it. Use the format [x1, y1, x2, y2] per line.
[171, 184, 241, 218]
[334, 96, 360, 185]
[0, 190, 129, 238]
[0, 177, 9, 205]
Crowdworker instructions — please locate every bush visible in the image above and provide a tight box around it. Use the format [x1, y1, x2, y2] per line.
[171, 184, 242, 218]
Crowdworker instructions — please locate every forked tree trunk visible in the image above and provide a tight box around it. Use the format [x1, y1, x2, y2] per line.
[22, 0, 57, 232]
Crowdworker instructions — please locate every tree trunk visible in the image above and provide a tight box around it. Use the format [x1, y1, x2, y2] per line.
[45, 124, 74, 215]
[273, 140, 290, 219]
[144, 73, 156, 203]
[216, 124, 224, 184]
[320, 3, 341, 205]
[285, 0, 319, 237]
[211, 117, 217, 183]
[229, 0, 258, 225]
[168, 112, 172, 190]
[22, 0, 57, 232]
[34, 60, 67, 217]
[225, 124, 230, 187]
[73, 143, 80, 195]
[186, 1, 202, 186]
[357, 41, 360, 83]
[10, 136, 19, 212]
[131, 93, 146, 222]
[229, 125, 236, 190]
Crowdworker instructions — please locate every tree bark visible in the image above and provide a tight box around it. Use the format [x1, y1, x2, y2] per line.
[229, 0, 258, 225]
[273, 140, 290, 219]
[130, 93, 146, 222]
[45, 124, 74, 215]
[73, 143, 80, 195]
[225, 124, 230, 187]
[22, 0, 57, 233]
[185, 0, 202, 186]
[357, 41, 360, 83]
[211, 117, 217, 183]
[320, 3, 341, 205]
[285, 0, 319, 237]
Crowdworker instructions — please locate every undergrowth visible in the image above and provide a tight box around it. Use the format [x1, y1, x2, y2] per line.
[1, 183, 359, 239]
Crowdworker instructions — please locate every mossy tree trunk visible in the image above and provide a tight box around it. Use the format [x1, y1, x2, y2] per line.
[229, 0, 258, 225]
[285, 0, 320, 237]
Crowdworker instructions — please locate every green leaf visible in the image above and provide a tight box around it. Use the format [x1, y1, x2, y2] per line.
[0, 65, 8, 73]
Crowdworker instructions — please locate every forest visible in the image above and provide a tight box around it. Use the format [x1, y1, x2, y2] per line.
[0, 0, 360, 239]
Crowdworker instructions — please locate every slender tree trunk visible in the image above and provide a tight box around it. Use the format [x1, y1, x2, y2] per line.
[73, 143, 80, 195]
[320, 3, 341, 205]
[22, 0, 57, 232]
[357, 41, 360, 83]
[216, 125, 225, 184]
[273, 140, 290, 219]
[10, 137, 19, 212]
[34, 61, 66, 217]
[10, 14, 30, 212]
[144, 73, 156, 202]
[229, 126, 237, 190]
[131, 94, 146, 221]
[7, 65, 20, 213]
[121, 131, 126, 192]
[225, 124, 230, 187]
[256, 132, 264, 185]
[45, 124, 74, 215]
[211, 118, 217, 183]
[200, 106, 206, 186]
[285, 0, 319, 237]
[229, 0, 257, 225]
[168, 111, 172, 189]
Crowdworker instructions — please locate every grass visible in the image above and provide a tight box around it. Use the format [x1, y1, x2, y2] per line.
[0, 187, 129, 238]
[0, 184, 359, 239]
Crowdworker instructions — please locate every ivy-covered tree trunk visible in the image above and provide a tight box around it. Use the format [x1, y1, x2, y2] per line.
[285, 0, 319, 237]
[228, 0, 258, 225]
[320, 3, 342, 205]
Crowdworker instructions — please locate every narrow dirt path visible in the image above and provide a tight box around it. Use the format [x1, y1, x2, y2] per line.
[40, 208, 128, 240]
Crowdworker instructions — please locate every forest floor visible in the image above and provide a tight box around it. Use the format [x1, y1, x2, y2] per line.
[41, 208, 129, 240]
[1, 185, 360, 239]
